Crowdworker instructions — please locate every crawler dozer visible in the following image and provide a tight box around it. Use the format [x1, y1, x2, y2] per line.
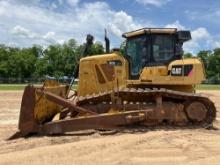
[18, 28, 216, 136]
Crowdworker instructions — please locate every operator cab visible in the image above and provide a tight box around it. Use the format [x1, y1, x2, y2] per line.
[122, 28, 191, 79]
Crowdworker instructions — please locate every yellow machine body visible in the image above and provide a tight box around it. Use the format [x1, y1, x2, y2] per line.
[77, 53, 205, 96]
[77, 53, 129, 96]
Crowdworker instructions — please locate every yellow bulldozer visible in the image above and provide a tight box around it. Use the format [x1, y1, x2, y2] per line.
[18, 28, 216, 136]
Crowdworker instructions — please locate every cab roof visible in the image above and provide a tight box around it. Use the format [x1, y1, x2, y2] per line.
[122, 28, 177, 38]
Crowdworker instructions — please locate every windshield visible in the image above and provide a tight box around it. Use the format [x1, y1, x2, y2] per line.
[126, 36, 148, 76]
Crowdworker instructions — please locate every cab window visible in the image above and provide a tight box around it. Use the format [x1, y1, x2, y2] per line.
[152, 35, 175, 62]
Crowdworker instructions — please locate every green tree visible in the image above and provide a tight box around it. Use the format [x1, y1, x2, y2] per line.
[90, 42, 104, 55]
[7, 47, 39, 78]
[62, 39, 80, 77]
[183, 52, 193, 58]
[197, 50, 211, 69]
[33, 38, 82, 78]
[207, 48, 220, 81]
[0, 45, 10, 78]
[119, 40, 126, 56]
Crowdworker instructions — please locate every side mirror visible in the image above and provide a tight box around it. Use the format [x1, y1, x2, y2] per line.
[177, 31, 191, 42]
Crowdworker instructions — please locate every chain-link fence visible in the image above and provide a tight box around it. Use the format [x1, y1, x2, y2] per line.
[202, 79, 220, 84]
[0, 77, 72, 84]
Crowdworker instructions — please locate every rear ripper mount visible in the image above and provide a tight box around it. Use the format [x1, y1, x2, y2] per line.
[18, 85, 216, 136]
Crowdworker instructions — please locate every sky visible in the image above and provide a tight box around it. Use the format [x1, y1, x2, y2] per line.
[0, 0, 220, 53]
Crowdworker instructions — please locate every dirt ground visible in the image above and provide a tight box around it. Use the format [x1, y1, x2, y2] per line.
[0, 90, 219, 165]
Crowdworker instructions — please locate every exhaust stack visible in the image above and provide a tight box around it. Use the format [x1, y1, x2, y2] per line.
[105, 29, 110, 53]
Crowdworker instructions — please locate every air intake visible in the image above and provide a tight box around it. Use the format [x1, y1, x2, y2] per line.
[177, 31, 191, 42]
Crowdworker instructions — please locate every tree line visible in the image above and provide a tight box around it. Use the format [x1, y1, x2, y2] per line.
[0, 38, 220, 83]
[0, 39, 104, 80]
[184, 49, 220, 83]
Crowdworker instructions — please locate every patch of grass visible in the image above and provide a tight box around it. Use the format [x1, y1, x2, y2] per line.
[0, 84, 78, 90]
[196, 84, 220, 90]
[1, 84, 219, 91]
[0, 84, 27, 90]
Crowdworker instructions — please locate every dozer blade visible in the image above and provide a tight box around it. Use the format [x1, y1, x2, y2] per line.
[18, 80, 70, 135]
[19, 85, 39, 135]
